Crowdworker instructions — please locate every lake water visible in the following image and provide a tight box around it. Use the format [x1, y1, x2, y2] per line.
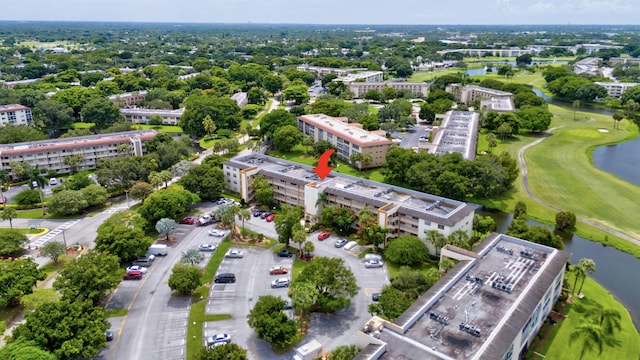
[481, 210, 640, 331]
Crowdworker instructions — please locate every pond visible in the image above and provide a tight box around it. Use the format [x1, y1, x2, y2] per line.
[481, 210, 640, 331]
[592, 137, 640, 186]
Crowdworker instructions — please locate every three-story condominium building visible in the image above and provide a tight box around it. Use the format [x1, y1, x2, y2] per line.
[0, 130, 158, 178]
[223, 154, 476, 245]
[0, 104, 33, 126]
[120, 108, 184, 125]
[445, 84, 514, 106]
[297, 114, 393, 169]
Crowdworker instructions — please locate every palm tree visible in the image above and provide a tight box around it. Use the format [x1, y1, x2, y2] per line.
[289, 281, 319, 317]
[27, 166, 47, 215]
[361, 154, 372, 169]
[570, 323, 604, 360]
[181, 249, 205, 266]
[486, 133, 497, 154]
[291, 223, 307, 257]
[64, 154, 84, 174]
[315, 192, 329, 211]
[236, 208, 251, 235]
[1, 208, 17, 229]
[203, 115, 216, 139]
[302, 136, 314, 155]
[572, 264, 587, 296]
[350, 152, 363, 170]
[0, 168, 9, 210]
[577, 258, 596, 295]
[426, 230, 447, 255]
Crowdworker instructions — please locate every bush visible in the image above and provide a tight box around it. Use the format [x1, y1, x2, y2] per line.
[14, 189, 41, 206]
[168, 263, 202, 295]
[385, 235, 429, 266]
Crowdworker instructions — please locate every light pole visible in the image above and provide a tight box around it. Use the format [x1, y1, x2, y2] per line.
[61, 229, 68, 254]
[125, 190, 130, 209]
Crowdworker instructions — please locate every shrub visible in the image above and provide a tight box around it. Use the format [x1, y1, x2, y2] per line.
[14, 189, 41, 206]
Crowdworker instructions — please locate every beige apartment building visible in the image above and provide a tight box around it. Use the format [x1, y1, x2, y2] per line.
[109, 91, 148, 107]
[297, 114, 392, 169]
[594, 82, 639, 98]
[296, 65, 369, 77]
[0, 104, 33, 126]
[0, 130, 157, 177]
[223, 154, 476, 245]
[446, 84, 514, 106]
[120, 108, 184, 125]
[348, 81, 429, 98]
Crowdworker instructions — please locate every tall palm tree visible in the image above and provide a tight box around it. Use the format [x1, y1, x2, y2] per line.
[570, 323, 604, 360]
[426, 230, 447, 256]
[236, 208, 251, 235]
[572, 264, 587, 296]
[0, 168, 10, 210]
[315, 192, 329, 210]
[577, 258, 596, 295]
[1, 208, 17, 229]
[27, 166, 47, 215]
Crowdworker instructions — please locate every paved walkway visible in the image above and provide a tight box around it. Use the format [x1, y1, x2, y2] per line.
[517, 120, 640, 247]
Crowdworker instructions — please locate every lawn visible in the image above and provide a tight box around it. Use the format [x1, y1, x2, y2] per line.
[15, 208, 79, 220]
[72, 122, 96, 129]
[132, 124, 183, 133]
[268, 144, 385, 182]
[534, 274, 640, 359]
[0, 227, 45, 235]
[409, 68, 469, 82]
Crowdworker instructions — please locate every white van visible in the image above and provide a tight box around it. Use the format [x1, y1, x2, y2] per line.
[49, 177, 58, 185]
[343, 241, 358, 251]
[364, 253, 383, 261]
[148, 244, 168, 256]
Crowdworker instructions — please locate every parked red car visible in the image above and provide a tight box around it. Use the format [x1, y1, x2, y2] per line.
[179, 217, 195, 225]
[123, 270, 142, 280]
[266, 214, 276, 222]
[317, 231, 331, 241]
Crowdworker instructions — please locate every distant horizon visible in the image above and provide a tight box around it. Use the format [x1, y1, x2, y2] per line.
[2, 0, 638, 26]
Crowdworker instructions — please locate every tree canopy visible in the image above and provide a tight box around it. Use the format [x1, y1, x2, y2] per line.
[0, 259, 46, 307]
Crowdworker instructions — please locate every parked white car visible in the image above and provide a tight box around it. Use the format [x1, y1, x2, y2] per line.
[126, 265, 148, 274]
[364, 259, 384, 268]
[208, 229, 225, 237]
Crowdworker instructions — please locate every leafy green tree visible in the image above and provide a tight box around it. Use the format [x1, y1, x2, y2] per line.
[262, 74, 284, 94]
[192, 342, 249, 360]
[289, 281, 319, 317]
[0, 125, 47, 145]
[273, 125, 303, 152]
[486, 133, 497, 153]
[247, 87, 264, 104]
[32, 99, 74, 130]
[94, 211, 152, 262]
[391, 267, 438, 299]
[274, 205, 303, 246]
[1, 207, 18, 229]
[168, 263, 202, 295]
[426, 230, 447, 255]
[40, 241, 66, 263]
[516, 106, 552, 132]
[260, 109, 297, 137]
[53, 251, 123, 305]
[50, 86, 100, 118]
[320, 206, 357, 233]
[46, 190, 89, 216]
[81, 97, 122, 128]
[80, 184, 109, 207]
[203, 114, 217, 138]
[297, 256, 359, 312]
[0, 229, 29, 255]
[138, 185, 200, 231]
[283, 82, 310, 105]
[251, 174, 274, 207]
[0, 259, 46, 306]
[329, 345, 360, 360]
[577, 258, 596, 295]
[20, 288, 60, 312]
[180, 93, 241, 136]
[129, 181, 153, 201]
[247, 295, 297, 346]
[555, 211, 577, 232]
[181, 249, 205, 266]
[63, 154, 85, 174]
[11, 300, 108, 360]
[514, 201, 528, 219]
[179, 163, 225, 201]
[369, 287, 413, 321]
[290, 223, 307, 257]
[156, 218, 177, 242]
[0, 339, 56, 360]
[385, 235, 429, 265]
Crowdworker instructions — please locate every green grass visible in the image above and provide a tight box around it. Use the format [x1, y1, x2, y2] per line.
[187, 240, 233, 358]
[409, 68, 467, 82]
[132, 124, 183, 133]
[0, 227, 45, 235]
[368, 105, 379, 115]
[268, 144, 385, 182]
[105, 309, 129, 318]
[536, 275, 640, 359]
[15, 208, 80, 220]
[385, 260, 439, 279]
[72, 122, 95, 129]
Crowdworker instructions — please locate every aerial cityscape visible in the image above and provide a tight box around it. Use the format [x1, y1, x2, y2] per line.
[0, 6, 639, 360]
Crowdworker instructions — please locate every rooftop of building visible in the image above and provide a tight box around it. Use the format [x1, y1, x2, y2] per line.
[0, 130, 157, 154]
[120, 107, 185, 115]
[463, 85, 513, 97]
[297, 64, 368, 72]
[298, 114, 393, 147]
[480, 97, 515, 112]
[0, 104, 30, 112]
[594, 81, 640, 86]
[432, 111, 479, 160]
[335, 71, 384, 83]
[108, 90, 148, 100]
[224, 154, 476, 225]
[361, 233, 569, 360]
[349, 81, 428, 86]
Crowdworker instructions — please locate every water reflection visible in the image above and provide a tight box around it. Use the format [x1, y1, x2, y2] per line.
[480, 210, 640, 331]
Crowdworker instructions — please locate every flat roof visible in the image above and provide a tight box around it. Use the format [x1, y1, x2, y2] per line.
[432, 111, 479, 160]
[225, 154, 475, 225]
[298, 114, 393, 147]
[480, 97, 515, 112]
[369, 233, 569, 360]
[108, 90, 148, 100]
[120, 108, 184, 116]
[336, 71, 383, 82]
[465, 85, 513, 97]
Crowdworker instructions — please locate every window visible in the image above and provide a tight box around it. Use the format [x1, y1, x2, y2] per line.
[437, 224, 445, 230]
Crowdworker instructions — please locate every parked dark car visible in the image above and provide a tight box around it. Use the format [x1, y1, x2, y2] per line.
[106, 330, 114, 341]
[214, 273, 236, 283]
[253, 210, 263, 217]
[372, 292, 382, 302]
[260, 212, 271, 219]
[277, 249, 293, 258]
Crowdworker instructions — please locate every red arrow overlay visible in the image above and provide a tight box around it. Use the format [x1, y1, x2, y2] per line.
[313, 149, 335, 179]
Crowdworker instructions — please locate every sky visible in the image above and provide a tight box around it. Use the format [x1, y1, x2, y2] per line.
[2, 0, 638, 25]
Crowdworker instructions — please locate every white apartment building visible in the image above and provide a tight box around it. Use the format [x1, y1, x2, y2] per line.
[446, 84, 514, 105]
[334, 71, 384, 84]
[296, 65, 369, 77]
[297, 114, 393, 169]
[348, 82, 429, 98]
[0, 104, 33, 126]
[0, 130, 157, 177]
[609, 57, 640, 66]
[120, 108, 184, 125]
[594, 82, 639, 98]
[353, 233, 570, 360]
[480, 97, 515, 113]
[223, 154, 476, 244]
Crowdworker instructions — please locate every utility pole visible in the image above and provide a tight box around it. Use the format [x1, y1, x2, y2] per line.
[125, 190, 130, 209]
[61, 229, 68, 254]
